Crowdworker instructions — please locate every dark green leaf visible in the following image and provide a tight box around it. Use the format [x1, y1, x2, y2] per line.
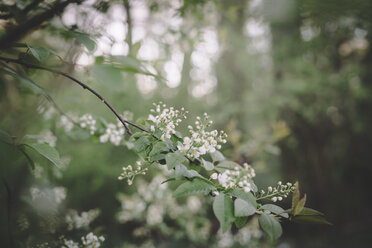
[235, 216, 248, 228]
[213, 193, 234, 232]
[133, 136, 151, 152]
[23, 142, 61, 168]
[165, 152, 187, 170]
[259, 213, 283, 242]
[291, 215, 332, 225]
[149, 141, 168, 156]
[173, 178, 216, 198]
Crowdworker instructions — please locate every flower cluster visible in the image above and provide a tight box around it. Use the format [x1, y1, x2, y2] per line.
[63, 239, 79, 248]
[257, 181, 295, 202]
[66, 209, 100, 230]
[79, 114, 97, 135]
[148, 102, 188, 140]
[118, 161, 148, 185]
[81, 232, 105, 248]
[210, 163, 256, 193]
[178, 113, 227, 159]
[99, 121, 125, 146]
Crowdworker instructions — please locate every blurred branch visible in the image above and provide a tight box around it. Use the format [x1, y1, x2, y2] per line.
[124, 0, 133, 53]
[0, 56, 152, 135]
[0, 0, 82, 48]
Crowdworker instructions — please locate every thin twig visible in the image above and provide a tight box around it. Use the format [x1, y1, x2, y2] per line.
[0, 56, 150, 135]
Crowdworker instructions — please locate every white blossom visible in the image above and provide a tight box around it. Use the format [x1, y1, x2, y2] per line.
[210, 163, 256, 191]
[148, 102, 187, 140]
[118, 161, 148, 185]
[66, 209, 100, 230]
[53, 186, 66, 204]
[99, 121, 125, 146]
[79, 114, 97, 135]
[81, 232, 105, 248]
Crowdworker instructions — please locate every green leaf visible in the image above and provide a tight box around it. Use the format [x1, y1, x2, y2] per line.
[291, 215, 332, 225]
[215, 160, 240, 172]
[90, 64, 124, 88]
[210, 151, 225, 162]
[259, 213, 283, 242]
[0, 68, 45, 95]
[18, 146, 35, 169]
[213, 193, 235, 232]
[173, 178, 216, 198]
[110, 56, 159, 78]
[75, 34, 96, 51]
[234, 198, 256, 217]
[295, 207, 325, 216]
[23, 142, 61, 168]
[235, 216, 248, 228]
[27, 45, 50, 61]
[149, 141, 168, 156]
[165, 152, 187, 170]
[202, 159, 214, 171]
[133, 136, 151, 152]
[261, 204, 289, 218]
[230, 189, 257, 208]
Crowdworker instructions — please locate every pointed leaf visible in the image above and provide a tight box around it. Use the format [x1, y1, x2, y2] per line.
[230, 189, 257, 208]
[293, 194, 307, 216]
[259, 213, 283, 242]
[173, 178, 216, 198]
[23, 142, 61, 168]
[234, 198, 256, 217]
[202, 159, 214, 171]
[165, 152, 187, 170]
[149, 141, 168, 156]
[213, 193, 234, 232]
[210, 151, 225, 162]
[291, 215, 332, 225]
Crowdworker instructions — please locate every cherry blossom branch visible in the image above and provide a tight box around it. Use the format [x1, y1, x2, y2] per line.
[0, 56, 149, 135]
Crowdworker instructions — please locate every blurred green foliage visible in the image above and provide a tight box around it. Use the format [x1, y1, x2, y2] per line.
[1, 0, 372, 247]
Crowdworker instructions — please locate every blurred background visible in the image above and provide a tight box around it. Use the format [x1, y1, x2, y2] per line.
[1, 0, 372, 247]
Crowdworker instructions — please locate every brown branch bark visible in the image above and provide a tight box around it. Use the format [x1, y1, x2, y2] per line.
[0, 0, 82, 48]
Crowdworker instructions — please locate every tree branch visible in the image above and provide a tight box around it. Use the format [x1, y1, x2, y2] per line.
[0, 0, 82, 48]
[0, 56, 151, 135]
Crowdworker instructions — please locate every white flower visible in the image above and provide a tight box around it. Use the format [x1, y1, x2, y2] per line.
[210, 173, 218, 180]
